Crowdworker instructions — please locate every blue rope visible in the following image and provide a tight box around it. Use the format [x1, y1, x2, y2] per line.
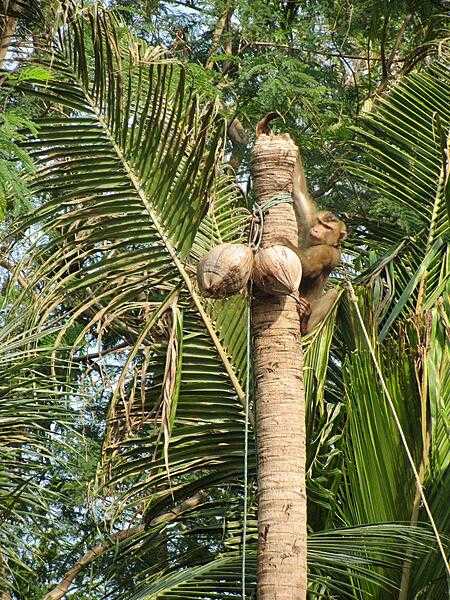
[258, 191, 293, 212]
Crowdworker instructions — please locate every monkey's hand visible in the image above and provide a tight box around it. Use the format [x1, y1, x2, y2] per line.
[296, 296, 311, 335]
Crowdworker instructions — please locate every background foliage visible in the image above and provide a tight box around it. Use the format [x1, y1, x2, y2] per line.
[0, 1, 448, 598]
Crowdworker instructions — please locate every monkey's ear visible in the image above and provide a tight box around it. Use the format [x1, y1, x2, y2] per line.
[339, 225, 348, 241]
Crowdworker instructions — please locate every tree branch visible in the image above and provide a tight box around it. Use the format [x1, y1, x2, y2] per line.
[371, 13, 414, 98]
[244, 40, 406, 62]
[380, 14, 390, 79]
[0, 15, 17, 67]
[43, 527, 144, 600]
[206, 3, 234, 70]
[386, 13, 412, 74]
[43, 491, 207, 600]
[0, 257, 30, 291]
[166, 0, 214, 16]
[227, 117, 248, 173]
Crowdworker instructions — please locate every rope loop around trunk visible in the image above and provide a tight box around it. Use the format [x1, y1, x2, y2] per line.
[249, 192, 294, 250]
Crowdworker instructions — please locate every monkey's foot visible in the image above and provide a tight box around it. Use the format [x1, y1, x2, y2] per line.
[296, 297, 311, 335]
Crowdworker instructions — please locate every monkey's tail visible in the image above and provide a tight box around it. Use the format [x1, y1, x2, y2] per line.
[256, 111, 282, 137]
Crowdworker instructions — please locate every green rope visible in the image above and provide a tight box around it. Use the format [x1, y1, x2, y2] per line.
[258, 191, 293, 212]
[250, 192, 293, 250]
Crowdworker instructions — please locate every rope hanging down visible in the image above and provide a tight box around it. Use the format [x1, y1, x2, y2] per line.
[242, 295, 251, 600]
[242, 191, 294, 600]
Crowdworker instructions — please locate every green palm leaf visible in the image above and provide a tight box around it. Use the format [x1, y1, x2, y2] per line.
[349, 59, 450, 334]
[343, 59, 450, 597]
[1, 8, 254, 591]
[333, 283, 450, 598]
[3, 6, 449, 599]
[130, 525, 440, 600]
[2, 3, 254, 544]
[0, 314, 75, 592]
[6, 5, 250, 412]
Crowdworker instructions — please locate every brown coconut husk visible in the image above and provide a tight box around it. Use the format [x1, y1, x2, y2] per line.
[197, 243, 254, 298]
[253, 244, 302, 296]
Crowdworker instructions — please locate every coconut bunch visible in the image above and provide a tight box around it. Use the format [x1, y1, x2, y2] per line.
[197, 241, 302, 300]
[197, 243, 254, 298]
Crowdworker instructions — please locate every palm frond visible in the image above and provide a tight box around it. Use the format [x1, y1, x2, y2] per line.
[1, 7, 254, 592]
[4, 4, 252, 412]
[302, 300, 344, 528]
[0, 315, 75, 593]
[130, 524, 441, 600]
[332, 282, 450, 598]
[190, 174, 250, 383]
[348, 59, 450, 335]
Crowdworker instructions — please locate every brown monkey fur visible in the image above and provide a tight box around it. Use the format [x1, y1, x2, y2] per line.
[291, 154, 347, 334]
[298, 211, 346, 333]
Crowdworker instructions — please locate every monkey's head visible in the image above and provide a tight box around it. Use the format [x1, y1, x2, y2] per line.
[309, 211, 347, 247]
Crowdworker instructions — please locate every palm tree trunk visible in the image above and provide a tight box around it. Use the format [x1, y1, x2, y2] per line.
[0, 15, 16, 66]
[251, 133, 307, 599]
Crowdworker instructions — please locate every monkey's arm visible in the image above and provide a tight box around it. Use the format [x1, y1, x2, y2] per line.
[303, 289, 340, 333]
[300, 245, 340, 279]
[292, 155, 316, 242]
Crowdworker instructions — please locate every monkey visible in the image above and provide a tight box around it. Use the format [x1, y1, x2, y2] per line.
[297, 210, 346, 334]
[290, 140, 347, 332]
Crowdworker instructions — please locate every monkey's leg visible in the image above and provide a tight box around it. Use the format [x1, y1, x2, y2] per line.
[304, 289, 339, 333]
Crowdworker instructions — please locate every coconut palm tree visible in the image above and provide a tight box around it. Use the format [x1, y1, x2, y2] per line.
[0, 4, 448, 599]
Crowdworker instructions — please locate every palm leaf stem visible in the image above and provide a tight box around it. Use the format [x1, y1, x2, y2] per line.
[416, 160, 447, 312]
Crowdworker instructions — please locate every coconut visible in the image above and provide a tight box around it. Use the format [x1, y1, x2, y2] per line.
[253, 244, 302, 295]
[197, 243, 254, 298]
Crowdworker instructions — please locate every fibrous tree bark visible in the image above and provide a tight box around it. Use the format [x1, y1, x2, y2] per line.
[251, 133, 307, 599]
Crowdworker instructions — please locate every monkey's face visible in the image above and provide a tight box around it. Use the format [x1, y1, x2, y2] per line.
[309, 212, 347, 246]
